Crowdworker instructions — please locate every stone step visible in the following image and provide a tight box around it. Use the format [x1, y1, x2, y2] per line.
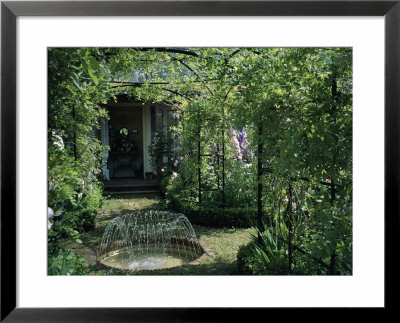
[106, 190, 160, 195]
[104, 185, 159, 192]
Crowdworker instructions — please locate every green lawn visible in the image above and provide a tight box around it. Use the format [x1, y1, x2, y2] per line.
[60, 196, 255, 275]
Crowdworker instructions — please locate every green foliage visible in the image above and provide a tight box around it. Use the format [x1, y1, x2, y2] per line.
[237, 241, 289, 275]
[237, 236, 324, 275]
[48, 249, 89, 275]
[251, 227, 279, 264]
[48, 48, 109, 240]
[223, 159, 257, 208]
[143, 47, 352, 274]
[61, 185, 103, 233]
[228, 48, 352, 275]
[148, 128, 181, 187]
[167, 196, 257, 228]
[48, 47, 352, 276]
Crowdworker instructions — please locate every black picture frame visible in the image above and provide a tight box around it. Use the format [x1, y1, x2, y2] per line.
[1, 0, 398, 321]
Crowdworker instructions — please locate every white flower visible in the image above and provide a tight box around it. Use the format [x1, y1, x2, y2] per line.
[231, 136, 242, 160]
[53, 141, 64, 150]
[52, 131, 64, 150]
[48, 207, 54, 219]
[171, 172, 178, 179]
[292, 202, 297, 211]
[48, 207, 54, 230]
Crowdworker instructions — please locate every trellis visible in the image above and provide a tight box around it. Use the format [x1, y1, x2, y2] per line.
[257, 76, 342, 274]
[196, 105, 226, 207]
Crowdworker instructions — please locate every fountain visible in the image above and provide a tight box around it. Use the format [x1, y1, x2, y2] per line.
[98, 210, 204, 272]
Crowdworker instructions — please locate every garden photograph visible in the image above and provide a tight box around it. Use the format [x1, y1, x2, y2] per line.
[48, 47, 352, 276]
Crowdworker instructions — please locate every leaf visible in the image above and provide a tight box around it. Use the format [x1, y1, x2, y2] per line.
[254, 245, 270, 264]
[88, 70, 98, 85]
[72, 77, 83, 91]
[54, 209, 63, 217]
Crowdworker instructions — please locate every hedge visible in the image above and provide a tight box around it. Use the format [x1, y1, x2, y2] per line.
[170, 200, 257, 228]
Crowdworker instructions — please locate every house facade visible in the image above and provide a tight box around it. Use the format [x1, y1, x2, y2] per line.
[100, 95, 175, 183]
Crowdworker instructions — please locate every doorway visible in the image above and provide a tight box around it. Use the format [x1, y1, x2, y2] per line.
[107, 106, 143, 179]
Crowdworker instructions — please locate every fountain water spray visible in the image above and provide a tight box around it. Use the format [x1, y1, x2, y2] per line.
[98, 210, 203, 271]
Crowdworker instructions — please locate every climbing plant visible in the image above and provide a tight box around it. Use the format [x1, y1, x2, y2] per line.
[48, 47, 352, 275]
[229, 48, 352, 274]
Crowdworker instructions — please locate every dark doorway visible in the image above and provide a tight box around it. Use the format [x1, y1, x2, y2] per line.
[108, 106, 143, 179]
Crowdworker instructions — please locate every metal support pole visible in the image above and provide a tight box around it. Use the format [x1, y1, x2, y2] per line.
[257, 124, 264, 243]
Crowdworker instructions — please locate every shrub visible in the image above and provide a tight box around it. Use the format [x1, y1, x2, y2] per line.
[76, 185, 103, 231]
[48, 249, 88, 275]
[168, 197, 257, 228]
[237, 225, 332, 275]
[237, 242, 262, 275]
[48, 141, 104, 236]
[237, 240, 289, 275]
[223, 159, 257, 208]
[148, 128, 181, 183]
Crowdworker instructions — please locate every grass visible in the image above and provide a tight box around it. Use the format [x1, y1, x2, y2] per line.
[58, 195, 255, 275]
[101, 194, 160, 213]
[136, 225, 255, 276]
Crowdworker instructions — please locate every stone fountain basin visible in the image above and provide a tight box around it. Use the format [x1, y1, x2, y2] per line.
[97, 239, 206, 272]
[97, 211, 213, 273]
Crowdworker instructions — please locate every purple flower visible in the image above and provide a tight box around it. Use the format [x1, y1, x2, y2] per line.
[236, 127, 252, 162]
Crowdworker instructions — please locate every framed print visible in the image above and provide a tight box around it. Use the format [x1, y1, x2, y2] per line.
[1, 0, 398, 321]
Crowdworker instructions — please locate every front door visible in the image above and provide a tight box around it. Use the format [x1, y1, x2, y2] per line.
[107, 106, 144, 179]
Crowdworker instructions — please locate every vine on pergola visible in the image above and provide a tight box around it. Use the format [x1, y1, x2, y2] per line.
[48, 47, 352, 274]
